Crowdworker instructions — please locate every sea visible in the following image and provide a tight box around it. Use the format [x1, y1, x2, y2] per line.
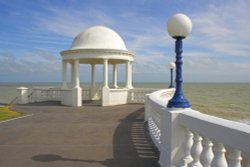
[0, 82, 250, 123]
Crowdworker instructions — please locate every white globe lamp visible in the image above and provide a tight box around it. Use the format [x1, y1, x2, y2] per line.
[167, 13, 192, 38]
[168, 62, 175, 88]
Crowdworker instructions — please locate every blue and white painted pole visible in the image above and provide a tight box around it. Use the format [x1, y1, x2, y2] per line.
[167, 13, 192, 108]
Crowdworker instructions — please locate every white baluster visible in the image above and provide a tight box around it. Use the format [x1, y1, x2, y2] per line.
[179, 129, 193, 167]
[200, 137, 214, 167]
[211, 142, 228, 167]
[228, 149, 242, 167]
[189, 132, 203, 167]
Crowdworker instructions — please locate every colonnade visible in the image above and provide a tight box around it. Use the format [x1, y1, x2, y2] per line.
[61, 59, 133, 89]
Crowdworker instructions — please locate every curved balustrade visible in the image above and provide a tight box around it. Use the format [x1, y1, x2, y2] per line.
[145, 89, 175, 150]
[145, 89, 250, 167]
[128, 88, 160, 103]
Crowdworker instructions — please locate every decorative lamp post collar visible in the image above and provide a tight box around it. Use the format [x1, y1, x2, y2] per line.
[167, 13, 192, 109]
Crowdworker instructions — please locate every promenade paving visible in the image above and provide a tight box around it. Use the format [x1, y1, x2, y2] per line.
[0, 101, 160, 167]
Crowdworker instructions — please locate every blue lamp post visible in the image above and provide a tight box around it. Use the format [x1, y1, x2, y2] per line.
[167, 13, 192, 108]
[168, 62, 175, 88]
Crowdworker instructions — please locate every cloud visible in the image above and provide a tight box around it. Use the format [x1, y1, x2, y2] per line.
[0, 50, 61, 74]
[33, 7, 171, 51]
[189, 0, 250, 58]
[30, 7, 173, 76]
[31, 0, 250, 82]
[34, 8, 114, 38]
[172, 0, 250, 82]
[1, 0, 250, 82]
[183, 51, 250, 82]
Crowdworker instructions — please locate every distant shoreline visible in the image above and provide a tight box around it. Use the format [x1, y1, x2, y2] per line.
[1, 82, 250, 85]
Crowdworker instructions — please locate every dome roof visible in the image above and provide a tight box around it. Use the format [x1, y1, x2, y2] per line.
[70, 26, 127, 51]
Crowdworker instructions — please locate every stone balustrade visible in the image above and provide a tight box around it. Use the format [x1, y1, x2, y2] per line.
[128, 88, 160, 103]
[82, 87, 91, 100]
[29, 87, 61, 102]
[145, 89, 250, 167]
[144, 89, 175, 149]
[16, 87, 158, 105]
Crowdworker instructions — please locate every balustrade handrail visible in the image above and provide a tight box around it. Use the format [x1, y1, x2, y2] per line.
[145, 89, 175, 151]
[128, 88, 162, 104]
[179, 109, 250, 155]
[148, 88, 175, 106]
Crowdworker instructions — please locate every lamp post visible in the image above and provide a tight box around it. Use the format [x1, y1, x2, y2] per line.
[168, 62, 175, 88]
[167, 13, 192, 108]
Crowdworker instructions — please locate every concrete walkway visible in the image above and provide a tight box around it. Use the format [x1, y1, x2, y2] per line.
[0, 102, 160, 167]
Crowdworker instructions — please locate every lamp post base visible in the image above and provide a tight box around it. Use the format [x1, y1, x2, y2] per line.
[167, 95, 190, 108]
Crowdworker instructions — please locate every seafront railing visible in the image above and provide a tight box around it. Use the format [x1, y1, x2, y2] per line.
[17, 87, 158, 104]
[145, 89, 175, 149]
[29, 87, 61, 102]
[145, 89, 250, 167]
[128, 88, 159, 103]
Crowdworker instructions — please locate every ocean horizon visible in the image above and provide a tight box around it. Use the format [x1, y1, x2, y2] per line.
[0, 82, 250, 123]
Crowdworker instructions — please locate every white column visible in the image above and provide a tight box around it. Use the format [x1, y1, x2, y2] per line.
[62, 61, 68, 89]
[126, 60, 133, 89]
[91, 64, 95, 87]
[103, 59, 109, 88]
[71, 62, 75, 88]
[112, 64, 118, 88]
[74, 59, 80, 88]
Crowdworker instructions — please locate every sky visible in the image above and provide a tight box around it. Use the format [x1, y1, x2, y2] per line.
[0, 0, 250, 83]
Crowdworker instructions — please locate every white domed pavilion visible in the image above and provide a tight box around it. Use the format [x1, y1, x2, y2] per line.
[60, 26, 135, 107]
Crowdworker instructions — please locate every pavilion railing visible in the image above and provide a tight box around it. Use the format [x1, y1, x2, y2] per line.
[82, 87, 102, 101]
[22, 87, 102, 103]
[128, 88, 160, 103]
[145, 89, 250, 167]
[29, 87, 61, 103]
[82, 88, 91, 101]
[18, 87, 166, 105]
